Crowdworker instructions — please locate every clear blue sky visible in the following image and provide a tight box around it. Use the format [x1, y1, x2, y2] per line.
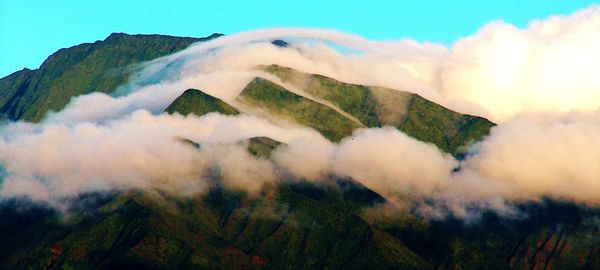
[1, 0, 598, 77]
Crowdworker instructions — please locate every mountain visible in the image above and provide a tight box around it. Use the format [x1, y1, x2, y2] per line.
[0, 181, 430, 270]
[0, 34, 598, 270]
[166, 89, 239, 116]
[1, 182, 597, 269]
[168, 67, 493, 155]
[238, 77, 362, 142]
[263, 65, 495, 155]
[0, 32, 222, 122]
[246, 137, 283, 158]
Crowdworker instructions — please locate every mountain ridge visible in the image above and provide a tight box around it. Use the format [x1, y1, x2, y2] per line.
[0, 33, 597, 270]
[165, 88, 240, 116]
[263, 64, 495, 154]
[165, 69, 494, 155]
[0, 32, 222, 122]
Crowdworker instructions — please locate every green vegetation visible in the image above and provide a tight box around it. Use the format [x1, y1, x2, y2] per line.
[238, 77, 362, 142]
[246, 137, 283, 158]
[0, 181, 428, 270]
[397, 95, 495, 154]
[174, 135, 283, 159]
[266, 65, 495, 155]
[165, 89, 239, 116]
[0, 32, 222, 122]
[1, 35, 596, 270]
[0, 165, 4, 185]
[1, 36, 493, 153]
[0, 68, 35, 122]
[266, 65, 381, 127]
[1, 184, 597, 269]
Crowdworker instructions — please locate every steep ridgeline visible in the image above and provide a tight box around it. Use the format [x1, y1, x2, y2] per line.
[0, 36, 597, 270]
[237, 77, 362, 142]
[246, 136, 283, 158]
[264, 65, 495, 155]
[165, 89, 281, 158]
[0, 32, 222, 122]
[1, 184, 597, 270]
[165, 66, 494, 154]
[0, 182, 428, 270]
[165, 89, 239, 116]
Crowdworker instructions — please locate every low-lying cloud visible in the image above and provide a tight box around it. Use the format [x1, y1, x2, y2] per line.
[0, 112, 322, 204]
[458, 114, 600, 204]
[0, 5, 599, 217]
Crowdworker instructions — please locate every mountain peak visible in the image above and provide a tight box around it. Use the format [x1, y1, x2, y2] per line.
[166, 88, 239, 116]
[104, 32, 224, 42]
[271, 39, 289, 47]
[1, 33, 214, 122]
[105, 32, 128, 40]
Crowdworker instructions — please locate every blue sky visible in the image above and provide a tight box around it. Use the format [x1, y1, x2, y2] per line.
[1, 0, 598, 77]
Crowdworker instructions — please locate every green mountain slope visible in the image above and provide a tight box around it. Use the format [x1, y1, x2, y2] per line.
[238, 77, 362, 142]
[174, 135, 283, 159]
[163, 66, 493, 154]
[246, 137, 283, 158]
[264, 65, 381, 127]
[0, 181, 430, 270]
[398, 95, 494, 155]
[0, 34, 597, 270]
[375, 200, 600, 270]
[1, 184, 597, 270]
[265, 65, 495, 154]
[166, 89, 239, 116]
[0, 68, 36, 122]
[0, 32, 222, 122]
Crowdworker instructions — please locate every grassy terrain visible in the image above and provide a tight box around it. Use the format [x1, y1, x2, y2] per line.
[1, 35, 597, 270]
[238, 77, 361, 142]
[397, 95, 495, 155]
[0, 33, 222, 122]
[0, 68, 35, 122]
[165, 89, 239, 116]
[266, 65, 495, 155]
[246, 137, 283, 159]
[174, 135, 283, 160]
[0, 184, 597, 270]
[266, 65, 381, 127]
[0, 180, 429, 270]
[166, 65, 493, 154]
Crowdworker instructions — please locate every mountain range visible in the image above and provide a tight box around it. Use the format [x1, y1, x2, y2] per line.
[0, 33, 597, 270]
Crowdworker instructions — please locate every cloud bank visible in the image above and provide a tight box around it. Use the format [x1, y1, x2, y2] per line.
[0, 5, 599, 217]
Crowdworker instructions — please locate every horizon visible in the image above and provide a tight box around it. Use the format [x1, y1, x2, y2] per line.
[1, 0, 598, 77]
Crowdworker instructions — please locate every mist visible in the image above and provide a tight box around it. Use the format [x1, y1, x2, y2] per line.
[0, 5, 599, 217]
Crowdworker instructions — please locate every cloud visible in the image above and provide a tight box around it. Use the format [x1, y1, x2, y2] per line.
[127, 6, 600, 123]
[457, 113, 600, 204]
[332, 128, 456, 200]
[0, 111, 322, 203]
[439, 6, 600, 120]
[0, 5, 599, 218]
[272, 136, 335, 181]
[272, 117, 600, 217]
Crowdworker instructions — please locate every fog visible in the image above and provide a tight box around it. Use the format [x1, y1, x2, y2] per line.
[0, 5, 598, 217]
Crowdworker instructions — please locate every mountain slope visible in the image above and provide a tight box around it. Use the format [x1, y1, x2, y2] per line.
[0, 32, 222, 122]
[0, 181, 430, 270]
[165, 66, 494, 154]
[1, 184, 597, 270]
[246, 137, 283, 158]
[0, 34, 597, 270]
[164, 67, 493, 154]
[165, 89, 239, 116]
[0, 68, 35, 123]
[238, 77, 362, 142]
[265, 65, 495, 154]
